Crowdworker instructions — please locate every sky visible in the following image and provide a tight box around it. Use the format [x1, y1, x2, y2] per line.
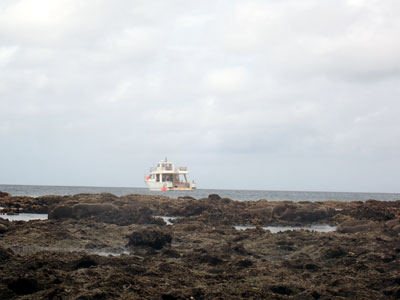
[0, 0, 399, 193]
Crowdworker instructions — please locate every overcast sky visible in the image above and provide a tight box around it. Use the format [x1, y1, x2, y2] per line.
[1, 0, 399, 193]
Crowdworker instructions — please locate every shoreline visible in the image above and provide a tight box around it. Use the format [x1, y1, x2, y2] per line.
[1, 184, 400, 202]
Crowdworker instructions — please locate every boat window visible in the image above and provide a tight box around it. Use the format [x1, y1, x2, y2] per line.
[162, 174, 173, 182]
[156, 174, 160, 182]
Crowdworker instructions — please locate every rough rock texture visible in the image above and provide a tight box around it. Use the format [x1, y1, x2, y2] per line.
[0, 191, 10, 198]
[127, 228, 172, 250]
[0, 193, 399, 299]
[337, 219, 379, 233]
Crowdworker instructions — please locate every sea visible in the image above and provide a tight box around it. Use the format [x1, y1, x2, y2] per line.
[1, 184, 399, 202]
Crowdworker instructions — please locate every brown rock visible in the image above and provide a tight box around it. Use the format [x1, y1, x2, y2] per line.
[208, 194, 222, 201]
[0, 191, 10, 198]
[7, 278, 39, 295]
[0, 246, 13, 261]
[385, 219, 400, 230]
[0, 223, 8, 234]
[337, 220, 377, 233]
[48, 204, 74, 219]
[72, 203, 119, 218]
[127, 228, 172, 250]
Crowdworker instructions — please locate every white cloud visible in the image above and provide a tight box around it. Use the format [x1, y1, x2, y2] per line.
[0, 46, 18, 67]
[0, 0, 399, 192]
[204, 67, 250, 94]
[6, 0, 73, 26]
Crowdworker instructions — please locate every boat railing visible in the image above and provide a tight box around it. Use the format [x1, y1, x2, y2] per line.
[149, 167, 156, 172]
[178, 167, 187, 171]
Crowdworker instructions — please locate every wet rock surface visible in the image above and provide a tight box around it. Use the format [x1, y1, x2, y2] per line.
[0, 193, 399, 299]
[127, 228, 172, 250]
[0, 191, 11, 198]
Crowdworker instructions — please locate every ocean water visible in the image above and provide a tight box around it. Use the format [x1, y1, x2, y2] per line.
[1, 184, 399, 202]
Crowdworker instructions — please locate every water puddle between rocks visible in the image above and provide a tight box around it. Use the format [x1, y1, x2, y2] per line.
[155, 216, 179, 225]
[89, 250, 130, 256]
[235, 225, 336, 233]
[0, 213, 48, 221]
[0, 214, 336, 233]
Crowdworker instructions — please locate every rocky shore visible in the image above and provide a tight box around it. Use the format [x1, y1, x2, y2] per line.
[0, 192, 399, 299]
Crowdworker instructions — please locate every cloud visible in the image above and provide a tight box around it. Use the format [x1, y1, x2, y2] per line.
[216, 0, 400, 81]
[0, 0, 399, 192]
[204, 67, 250, 94]
[0, 46, 18, 67]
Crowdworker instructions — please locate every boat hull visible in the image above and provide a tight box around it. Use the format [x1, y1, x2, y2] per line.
[145, 180, 196, 191]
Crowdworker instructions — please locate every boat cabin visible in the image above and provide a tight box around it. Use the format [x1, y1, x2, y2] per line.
[145, 158, 196, 191]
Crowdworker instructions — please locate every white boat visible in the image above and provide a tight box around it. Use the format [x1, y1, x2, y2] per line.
[144, 158, 197, 191]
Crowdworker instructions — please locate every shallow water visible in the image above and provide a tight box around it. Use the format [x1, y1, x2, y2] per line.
[155, 216, 179, 225]
[0, 213, 48, 221]
[234, 225, 336, 233]
[0, 213, 336, 233]
[90, 250, 130, 256]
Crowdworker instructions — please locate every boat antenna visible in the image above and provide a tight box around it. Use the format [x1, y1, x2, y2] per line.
[165, 156, 168, 162]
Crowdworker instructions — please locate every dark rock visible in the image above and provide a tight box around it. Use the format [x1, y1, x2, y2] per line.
[49, 202, 120, 221]
[232, 243, 250, 255]
[162, 249, 181, 258]
[48, 204, 74, 219]
[162, 294, 180, 300]
[73, 203, 119, 218]
[0, 246, 13, 261]
[98, 192, 118, 201]
[385, 219, 400, 233]
[392, 224, 400, 234]
[198, 254, 224, 265]
[179, 201, 207, 216]
[344, 200, 397, 221]
[311, 291, 322, 299]
[208, 194, 221, 201]
[177, 196, 196, 200]
[325, 247, 346, 259]
[127, 228, 172, 250]
[236, 259, 253, 268]
[0, 223, 8, 234]
[0, 193, 399, 299]
[337, 220, 376, 233]
[305, 263, 320, 271]
[36, 195, 63, 205]
[8, 278, 39, 295]
[271, 285, 294, 295]
[0, 191, 10, 198]
[220, 197, 232, 204]
[74, 256, 98, 269]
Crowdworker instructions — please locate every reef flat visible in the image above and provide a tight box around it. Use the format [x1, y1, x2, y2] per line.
[0, 192, 399, 299]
